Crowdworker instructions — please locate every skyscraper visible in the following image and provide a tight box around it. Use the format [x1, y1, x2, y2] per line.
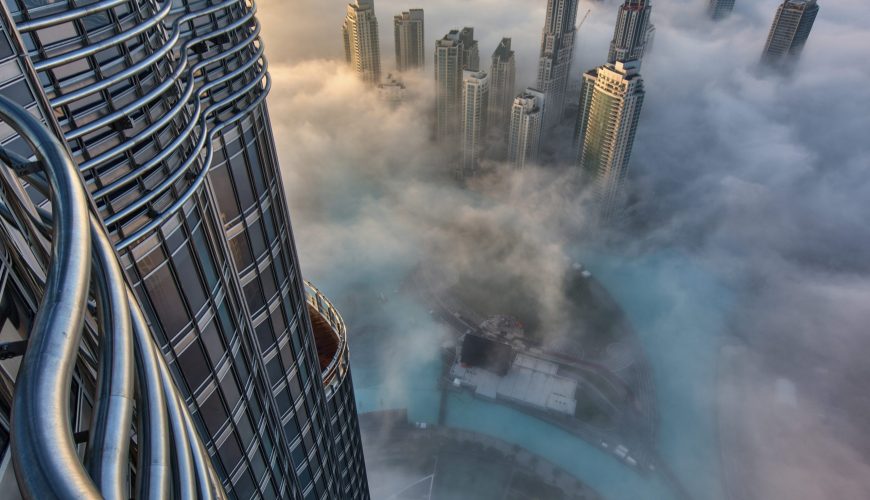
[0, 1, 369, 498]
[708, 0, 736, 20]
[508, 89, 546, 169]
[343, 0, 382, 84]
[575, 61, 646, 219]
[537, 0, 580, 130]
[762, 0, 820, 66]
[461, 70, 490, 178]
[394, 9, 425, 71]
[608, 0, 653, 66]
[459, 27, 481, 71]
[488, 38, 517, 138]
[435, 30, 466, 141]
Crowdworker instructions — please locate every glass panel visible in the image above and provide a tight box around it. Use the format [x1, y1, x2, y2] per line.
[248, 219, 266, 258]
[261, 264, 276, 301]
[219, 434, 243, 472]
[192, 226, 218, 291]
[266, 355, 283, 386]
[209, 163, 239, 223]
[270, 307, 286, 337]
[243, 277, 264, 314]
[255, 320, 273, 350]
[177, 340, 210, 392]
[233, 468, 256, 500]
[237, 413, 254, 448]
[201, 320, 225, 364]
[199, 388, 228, 437]
[230, 154, 254, 211]
[229, 231, 253, 272]
[143, 264, 188, 334]
[220, 371, 242, 412]
[173, 244, 207, 314]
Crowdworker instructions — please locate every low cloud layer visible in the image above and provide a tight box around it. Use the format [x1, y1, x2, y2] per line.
[261, 0, 870, 498]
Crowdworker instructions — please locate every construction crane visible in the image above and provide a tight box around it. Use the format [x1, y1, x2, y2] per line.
[578, 9, 592, 30]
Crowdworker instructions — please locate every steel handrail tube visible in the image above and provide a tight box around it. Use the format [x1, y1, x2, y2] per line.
[59, 0, 255, 131]
[15, 0, 130, 32]
[91, 22, 263, 197]
[1, 94, 100, 499]
[116, 73, 271, 250]
[101, 49, 268, 226]
[85, 213, 135, 500]
[32, 0, 173, 71]
[128, 287, 172, 500]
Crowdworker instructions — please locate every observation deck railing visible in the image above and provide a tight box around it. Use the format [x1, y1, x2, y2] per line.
[0, 96, 226, 500]
[303, 281, 350, 393]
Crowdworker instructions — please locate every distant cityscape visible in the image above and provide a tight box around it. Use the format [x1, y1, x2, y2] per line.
[342, 0, 820, 220]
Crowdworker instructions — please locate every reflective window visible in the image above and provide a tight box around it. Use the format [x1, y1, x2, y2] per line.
[230, 154, 255, 211]
[201, 320, 225, 364]
[229, 231, 253, 271]
[243, 277, 264, 314]
[233, 468, 256, 499]
[200, 388, 229, 437]
[220, 371, 242, 412]
[210, 163, 239, 223]
[173, 244, 207, 315]
[143, 264, 188, 334]
[219, 434, 243, 472]
[177, 340, 210, 392]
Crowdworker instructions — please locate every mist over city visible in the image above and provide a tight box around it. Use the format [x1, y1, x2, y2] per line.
[262, 0, 870, 499]
[4, 0, 867, 498]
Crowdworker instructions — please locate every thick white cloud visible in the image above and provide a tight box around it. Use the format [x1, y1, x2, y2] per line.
[260, 0, 870, 498]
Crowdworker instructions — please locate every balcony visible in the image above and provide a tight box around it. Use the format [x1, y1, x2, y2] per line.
[304, 281, 349, 392]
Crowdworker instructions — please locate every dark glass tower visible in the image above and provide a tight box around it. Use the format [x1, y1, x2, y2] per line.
[487, 38, 516, 138]
[536, 0, 580, 130]
[0, 0, 369, 498]
[607, 0, 652, 66]
[708, 0, 736, 20]
[762, 0, 819, 66]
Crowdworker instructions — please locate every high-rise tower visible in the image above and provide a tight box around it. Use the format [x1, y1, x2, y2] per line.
[575, 61, 645, 219]
[488, 38, 517, 139]
[394, 9, 425, 71]
[708, 0, 736, 20]
[435, 30, 466, 141]
[608, 0, 652, 66]
[461, 70, 490, 178]
[0, 0, 370, 498]
[508, 89, 546, 169]
[459, 27, 480, 71]
[762, 0, 819, 66]
[343, 0, 382, 84]
[537, 0, 580, 130]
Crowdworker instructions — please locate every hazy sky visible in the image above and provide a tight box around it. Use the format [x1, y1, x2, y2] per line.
[259, 1, 870, 498]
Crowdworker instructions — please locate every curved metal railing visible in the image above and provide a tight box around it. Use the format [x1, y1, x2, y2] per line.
[15, 0, 270, 248]
[0, 96, 226, 498]
[303, 281, 350, 391]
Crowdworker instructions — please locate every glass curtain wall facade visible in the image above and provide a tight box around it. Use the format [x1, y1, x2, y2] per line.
[607, 0, 652, 66]
[536, 0, 579, 130]
[761, 0, 819, 66]
[0, 0, 369, 498]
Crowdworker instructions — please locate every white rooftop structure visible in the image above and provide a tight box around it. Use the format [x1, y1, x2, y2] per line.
[452, 352, 577, 416]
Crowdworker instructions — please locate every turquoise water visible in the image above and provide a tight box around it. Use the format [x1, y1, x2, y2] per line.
[445, 391, 674, 500]
[339, 248, 731, 500]
[581, 250, 730, 500]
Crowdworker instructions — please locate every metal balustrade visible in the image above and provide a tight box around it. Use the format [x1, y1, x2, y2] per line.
[303, 281, 350, 392]
[0, 96, 226, 498]
[15, 0, 271, 247]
